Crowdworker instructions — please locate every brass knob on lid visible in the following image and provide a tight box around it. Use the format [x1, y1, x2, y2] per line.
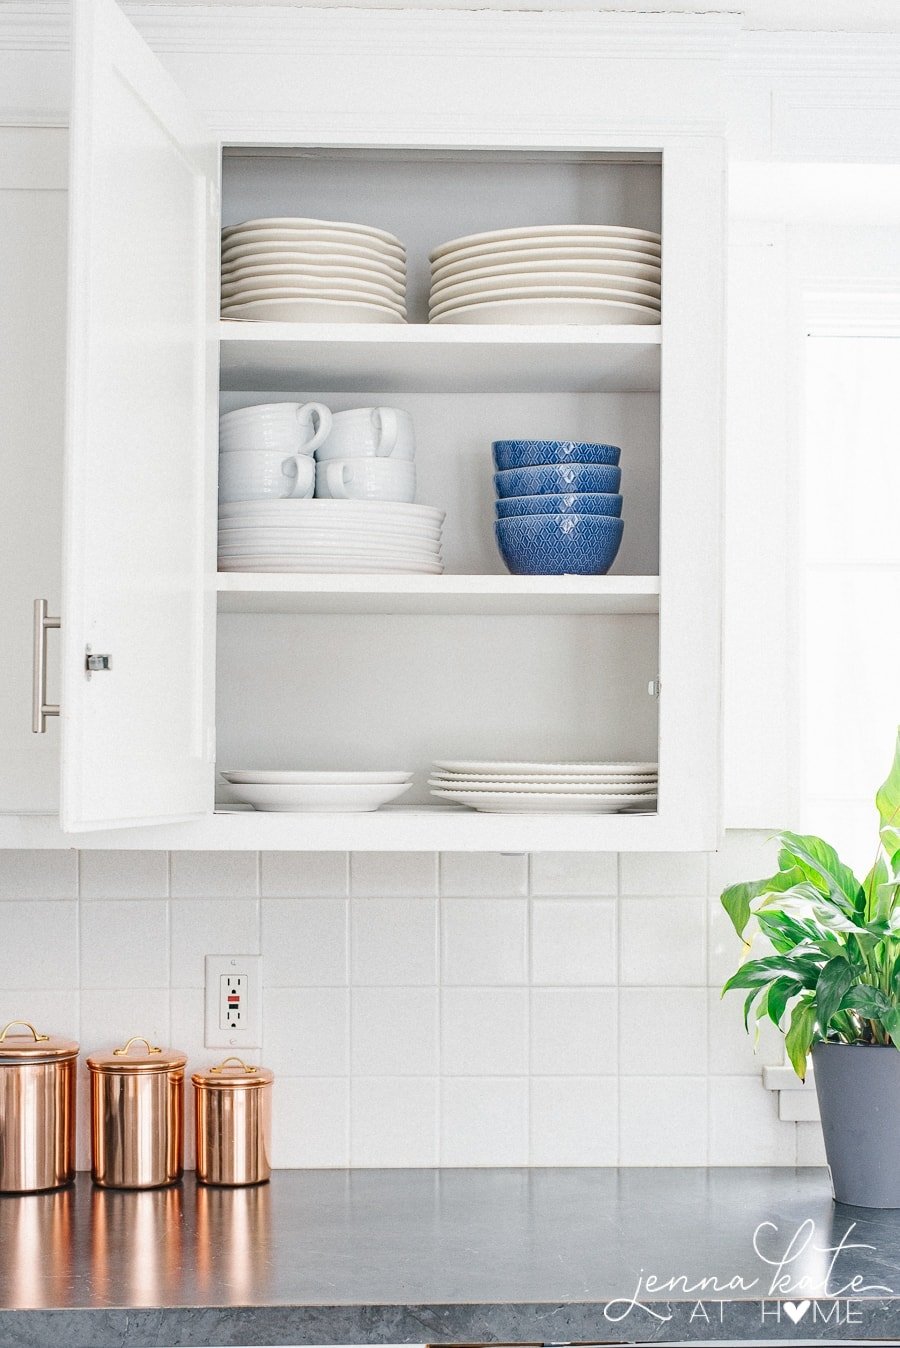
[113, 1036, 161, 1057]
[0, 1020, 49, 1044]
[209, 1056, 257, 1074]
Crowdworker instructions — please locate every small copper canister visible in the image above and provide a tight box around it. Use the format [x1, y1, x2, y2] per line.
[87, 1037, 187, 1189]
[193, 1058, 273, 1186]
[0, 1020, 78, 1193]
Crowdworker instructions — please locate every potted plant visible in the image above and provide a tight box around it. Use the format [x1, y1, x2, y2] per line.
[721, 730, 900, 1207]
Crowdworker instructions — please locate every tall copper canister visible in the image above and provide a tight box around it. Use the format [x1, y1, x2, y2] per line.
[193, 1057, 273, 1186]
[87, 1036, 187, 1189]
[0, 1020, 78, 1193]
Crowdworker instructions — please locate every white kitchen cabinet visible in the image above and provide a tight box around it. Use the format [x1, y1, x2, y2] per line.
[0, 0, 725, 851]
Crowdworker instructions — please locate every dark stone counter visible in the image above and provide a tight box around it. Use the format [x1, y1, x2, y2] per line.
[2, 1168, 899, 1346]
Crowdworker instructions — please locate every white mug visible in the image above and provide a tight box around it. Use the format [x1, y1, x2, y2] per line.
[315, 457, 416, 503]
[219, 449, 316, 502]
[316, 407, 415, 462]
[219, 401, 332, 455]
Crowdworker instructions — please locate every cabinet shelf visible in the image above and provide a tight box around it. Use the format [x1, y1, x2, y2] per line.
[219, 322, 661, 393]
[216, 573, 660, 616]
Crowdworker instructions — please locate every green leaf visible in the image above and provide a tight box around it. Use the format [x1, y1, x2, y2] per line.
[722, 953, 823, 995]
[863, 854, 891, 923]
[876, 728, 900, 860]
[785, 997, 817, 1079]
[840, 983, 892, 1019]
[720, 866, 810, 939]
[764, 975, 802, 1029]
[815, 955, 856, 1032]
[777, 832, 864, 916]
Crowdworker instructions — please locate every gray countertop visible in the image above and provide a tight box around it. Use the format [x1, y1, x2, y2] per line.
[2, 1168, 900, 1347]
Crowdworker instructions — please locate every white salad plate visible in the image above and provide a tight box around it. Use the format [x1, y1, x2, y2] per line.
[221, 273, 405, 304]
[430, 297, 660, 325]
[231, 781, 413, 812]
[221, 238, 406, 270]
[219, 500, 444, 522]
[222, 298, 406, 324]
[429, 778, 656, 795]
[222, 284, 406, 315]
[434, 760, 658, 774]
[431, 251, 661, 285]
[431, 788, 657, 814]
[430, 285, 660, 320]
[430, 271, 662, 306]
[221, 769, 412, 785]
[431, 224, 660, 259]
[218, 557, 444, 573]
[221, 227, 405, 260]
[219, 545, 442, 561]
[222, 217, 403, 247]
[221, 250, 405, 283]
[221, 265, 405, 298]
[218, 524, 442, 542]
[433, 239, 661, 270]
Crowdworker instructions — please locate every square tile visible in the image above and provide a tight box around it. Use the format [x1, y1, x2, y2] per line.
[351, 987, 438, 1075]
[530, 1078, 618, 1165]
[620, 897, 706, 986]
[271, 1078, 349, 1167]
[619, 852, 708, 896]
[797, 1121, 827, 1166]
[351, 1077, 439, 1167]
[529, 853, 617, 897]
[440, 1078, 529, 1166]
[619, 989, 708, 1075]
[708, 988, 785, 1074]
[708, 830, 779, 896]
[79, 851, 169, 900]
[441, 988, 528, 1076]
[2, 900, 77, 989]
[80, 989, 170, 1059]
[0, 851, 76, 900]
[530, 988, 618, 1075]
[170, 898, 259, 988]
[170, 851, 258, 899]
[351, 898, 438, 985]
[440, 853, 528, 897]
[261, 852, 348, 898]
[351, 852, 438, 898]
[441, 899, 528, 985]
[264, 987, 349, 1076]
[80, 900, 168, 990]
[708, 1076, 797, 1164]
[619, 1077, 708, 1164]
[169, 987, 207, 1170]
[261, 899, 348, 987]
[531, 899, 616, 985]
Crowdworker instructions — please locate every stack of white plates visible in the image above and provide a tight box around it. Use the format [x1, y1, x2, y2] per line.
[429, 760, 658, 813]
[221, 217, 407, 324]
[218, 499, 445, 573]
[221, 769, 413, 813]
[428, 225, 661, 326]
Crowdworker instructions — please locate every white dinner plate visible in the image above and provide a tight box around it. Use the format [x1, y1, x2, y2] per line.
[222, 283, 406, 315]
[431, 223, 660, 259]
[429, 778, 656, 795]
[430, 250, 661, 286]
[221, 249, 405, 283]
[221, 263, 406, 297]
[434, 759, 658, 774]
[218, 524, 442, 542]
[222, 272, 405, 303]
[431, 789, 657, 814]
[222, 298, 407, 324]
[219, 546, 442, 562]
[221, 769, 412, 785]
[222, 216, 404, 248]
[430, 271, 661, 306]
[222, 228, 405, 261]
[218, 557, 445, 573]
[222, 237, 406, 270]
[219, 500, 445, 522]
[430, 297, 659, 326]
[231, 781, 413, 812]
[430, 284, 659, 319]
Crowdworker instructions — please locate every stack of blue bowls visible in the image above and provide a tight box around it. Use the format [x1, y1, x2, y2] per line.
[492, 440, 624, 575]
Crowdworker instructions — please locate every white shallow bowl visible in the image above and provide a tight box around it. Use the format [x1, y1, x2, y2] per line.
[221, 227, 405, 261]
[221, 238, 406, 271]
[219, 499, 445, 523]
[218, 557, 445, 574]
[222, 283, 405, 313]
[431, 224, 660, 260]
[221, 216, 404, 248]
[221, 769, 412, 785]
[222, 275, 406, 308]
[430, 285, 660, 319]
[431, 251, 661, 286]
[431, 788, 657, 813]
[430, 769, 657, 782]
[222, 269, 405, 301]
[430, 271, 662, 306]
[430, 297, 659, 325]
[222, 298, 406, 323]
[221, 250, 405, 283]
[434, 759, 658, 775]
[428, 779, 657, 794]
[232, 781, 413, 812]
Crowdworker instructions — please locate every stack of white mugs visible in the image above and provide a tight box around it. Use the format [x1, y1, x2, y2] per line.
[218, 401, 444, 574]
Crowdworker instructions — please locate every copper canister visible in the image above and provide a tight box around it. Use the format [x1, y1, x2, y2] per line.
[193, 1057, 273, 1186]
[0, 1020, 78, 1193]
[87, 1036, 187, 1189]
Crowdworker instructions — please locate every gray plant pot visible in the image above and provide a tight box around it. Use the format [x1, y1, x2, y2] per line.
[812, 1041, 900, 1207]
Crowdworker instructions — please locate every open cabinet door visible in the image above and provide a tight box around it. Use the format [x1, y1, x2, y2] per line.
[62, 0, 219, 830]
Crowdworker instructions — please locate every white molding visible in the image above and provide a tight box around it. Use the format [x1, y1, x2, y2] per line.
[803, 284, 900, 335]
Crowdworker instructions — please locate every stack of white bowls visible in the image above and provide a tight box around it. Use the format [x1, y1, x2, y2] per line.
[221, 217, 407, 324]
[314, 406, 417, 505]
[429, 760, 658, 813]
[428, 225, 661, 325]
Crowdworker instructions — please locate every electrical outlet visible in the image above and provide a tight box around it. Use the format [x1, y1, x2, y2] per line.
[204, 954, 261, 1050]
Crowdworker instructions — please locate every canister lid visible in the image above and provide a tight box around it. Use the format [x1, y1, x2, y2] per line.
[0, 1020, 79, 1063]
[87, 1035, 187, 1074]
[192, 1056, 274, 1089]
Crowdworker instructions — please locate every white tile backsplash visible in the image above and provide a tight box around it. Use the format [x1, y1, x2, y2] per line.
[3, 833, 814, 1169]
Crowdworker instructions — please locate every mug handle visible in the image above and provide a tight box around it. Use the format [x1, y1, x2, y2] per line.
[325, 461, 350, 499]
[298, 402, 333, 455]
[373, 407, 398, 457]
[282, 455, 311, 498]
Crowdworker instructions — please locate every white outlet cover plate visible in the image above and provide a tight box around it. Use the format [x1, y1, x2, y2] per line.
[204, 953, 262, 1050]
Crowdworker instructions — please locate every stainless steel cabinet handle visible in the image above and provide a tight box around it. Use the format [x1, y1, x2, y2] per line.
[32, 599, 60, 733]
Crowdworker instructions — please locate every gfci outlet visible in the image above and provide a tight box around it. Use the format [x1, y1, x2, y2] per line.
[204, 954, 261, 1050]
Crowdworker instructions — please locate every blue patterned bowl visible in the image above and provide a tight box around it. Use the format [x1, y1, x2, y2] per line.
[493, 439, 621, 470]
[495, 492, 622, 519]
[495, 513, 624, 576]
[494, 464, 622, 498]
